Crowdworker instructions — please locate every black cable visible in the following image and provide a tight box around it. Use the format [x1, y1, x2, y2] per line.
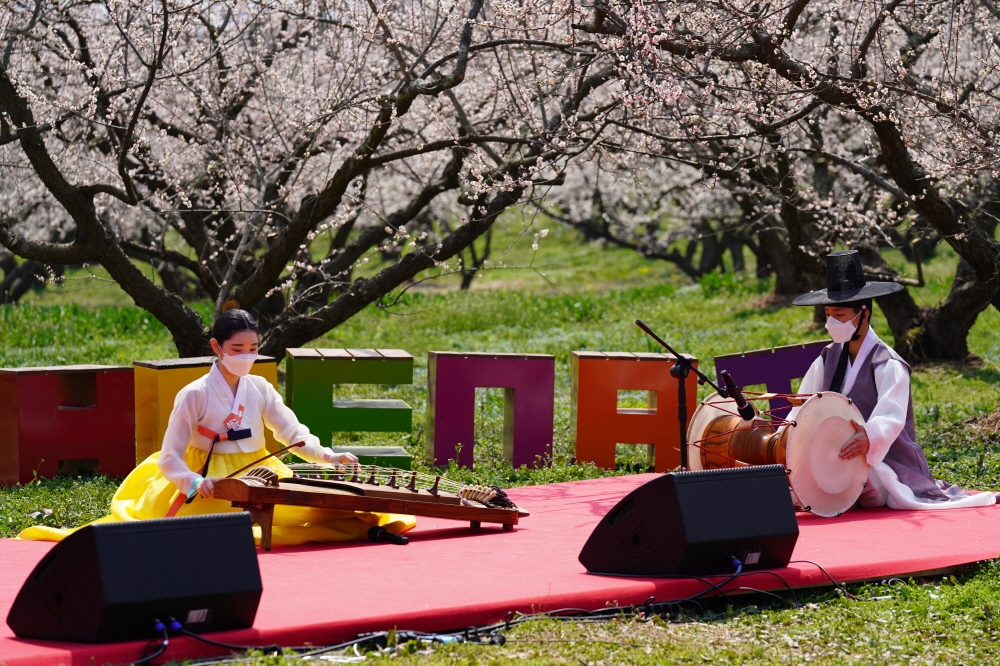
[789, 559, 857, 600]
[590, 570, 742, 603]
[733, 569, 800, 608]
[119, 623, 169, 666]
[727, 587, 796, 607]
[175, 625, 282, 653]
[293, 632, 411, 658]
[169, 565, 815, 665]
[474, 565, 749, 635]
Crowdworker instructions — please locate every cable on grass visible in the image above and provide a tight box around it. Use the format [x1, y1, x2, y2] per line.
[171, 564, 839, 665]
[790, 559, 857, 600]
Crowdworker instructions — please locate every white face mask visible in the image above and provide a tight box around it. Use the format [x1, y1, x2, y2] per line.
[220, 353, 257, 377]
[824, 311, 862, 344]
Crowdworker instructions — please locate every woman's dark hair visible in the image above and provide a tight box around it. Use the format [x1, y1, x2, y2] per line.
[211, 309, 258, 345]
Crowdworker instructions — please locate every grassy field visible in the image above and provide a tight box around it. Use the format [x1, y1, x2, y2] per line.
[2, 220, 1000, 664]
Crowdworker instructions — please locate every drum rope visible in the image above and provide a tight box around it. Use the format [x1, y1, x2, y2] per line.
[685, 439, 751, 467]
[687, 396, 804, 467]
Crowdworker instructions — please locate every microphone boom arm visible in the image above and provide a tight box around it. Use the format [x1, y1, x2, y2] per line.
[634, 319, 726, 396]
[635, 319, 735, 470]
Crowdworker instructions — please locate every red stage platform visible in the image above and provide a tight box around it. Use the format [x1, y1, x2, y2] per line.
[3, 474, 999, 666]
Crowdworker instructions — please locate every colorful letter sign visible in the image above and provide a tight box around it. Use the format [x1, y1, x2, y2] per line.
[284, 348, 414, 450]
[427, 352, 555, 468]
[571, 352, 697, 472]
[0, 365, 135, 485]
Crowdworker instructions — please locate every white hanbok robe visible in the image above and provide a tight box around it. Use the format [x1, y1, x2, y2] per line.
[158, 363, 333, 494]
[793, 329, 994, 510]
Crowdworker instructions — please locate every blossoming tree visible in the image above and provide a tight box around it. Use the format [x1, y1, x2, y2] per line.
[570, 0, 1000, 359]
[0, 0, 611, 355]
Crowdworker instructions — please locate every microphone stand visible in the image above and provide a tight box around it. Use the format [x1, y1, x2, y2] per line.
[634, 320, 729, 471]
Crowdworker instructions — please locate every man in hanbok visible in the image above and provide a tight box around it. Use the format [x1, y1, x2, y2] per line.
[791, 250, 994, 510]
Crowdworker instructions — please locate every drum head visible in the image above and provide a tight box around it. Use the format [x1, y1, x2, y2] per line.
[785, 392, 869, 517]
[686, 393, 757, 471]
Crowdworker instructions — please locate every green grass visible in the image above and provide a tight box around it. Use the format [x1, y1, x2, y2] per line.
[2, 222, 1000, 664]
[377, 558, 1000, 664]
[0, 475, 119, 536]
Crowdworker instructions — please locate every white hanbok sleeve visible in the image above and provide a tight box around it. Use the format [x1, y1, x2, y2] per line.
[864, 359, 909, 466]
[259, 380, 332, 465]
[787, 356, 825, 422]
[157, 386, 204, 495]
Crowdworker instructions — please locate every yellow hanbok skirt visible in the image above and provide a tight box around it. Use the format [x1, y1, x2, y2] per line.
[17, 447, 416, 546]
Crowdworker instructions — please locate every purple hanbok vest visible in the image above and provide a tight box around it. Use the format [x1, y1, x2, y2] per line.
[820, 341, 947, 500]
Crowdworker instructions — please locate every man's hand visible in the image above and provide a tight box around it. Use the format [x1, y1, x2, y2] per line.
[840, 420, 870, 460]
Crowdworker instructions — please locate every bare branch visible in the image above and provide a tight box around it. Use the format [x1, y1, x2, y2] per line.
[117, 0, 170, 205]
[0, 204, 92, 264]
[851, 0, 906, 79]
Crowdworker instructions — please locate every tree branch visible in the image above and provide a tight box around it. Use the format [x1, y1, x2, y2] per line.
[785, 147, 909, 202]
[851, 0, 905, 79]
[117, 0, 170, 205]
[261, 184, 524, 357]
[366, 134, 531, 168]
[120, 240, 203, 276]
[418, 38, 585, 81]
[0, 205, 92, 263]
[781, 0, 812, 44]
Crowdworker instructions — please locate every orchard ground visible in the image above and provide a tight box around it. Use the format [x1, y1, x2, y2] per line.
[2, 220, 999, 664]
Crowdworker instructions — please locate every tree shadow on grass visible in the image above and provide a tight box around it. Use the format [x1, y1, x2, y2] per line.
[911, 359, 1000, 384]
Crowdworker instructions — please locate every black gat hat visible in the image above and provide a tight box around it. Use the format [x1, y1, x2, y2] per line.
[792, 250, 903, 306]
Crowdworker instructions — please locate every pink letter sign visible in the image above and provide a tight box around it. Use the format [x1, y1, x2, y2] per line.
[426, 352, 555, 468]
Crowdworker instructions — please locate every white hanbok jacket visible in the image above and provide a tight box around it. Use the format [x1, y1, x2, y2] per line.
[794, 328, 906, 468]
[157, 363, 332, 494]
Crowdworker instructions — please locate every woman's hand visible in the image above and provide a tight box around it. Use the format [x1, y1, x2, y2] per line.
[197, 477, 217, 498]
[326, 451, 359, 467]
[840, 421, 870, 460]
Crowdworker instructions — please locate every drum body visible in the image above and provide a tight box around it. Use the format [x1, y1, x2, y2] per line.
[687, 392, 869, 517]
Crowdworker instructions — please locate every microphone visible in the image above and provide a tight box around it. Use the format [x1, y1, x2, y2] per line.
[367, 526, 409, 545]
[720, 370, 755, 421]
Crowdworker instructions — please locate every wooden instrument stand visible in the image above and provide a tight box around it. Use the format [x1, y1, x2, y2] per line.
[213, 477, 528, 550]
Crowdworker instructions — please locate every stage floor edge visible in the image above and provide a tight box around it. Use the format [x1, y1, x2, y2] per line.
[2, 474, 999, 666]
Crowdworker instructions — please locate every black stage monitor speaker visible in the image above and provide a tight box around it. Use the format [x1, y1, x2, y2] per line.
[7, 513, 262, 643]
[579, 465, 798, 576]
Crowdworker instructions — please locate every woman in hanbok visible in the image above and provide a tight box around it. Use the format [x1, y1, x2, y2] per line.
[19, 309, 415, 545]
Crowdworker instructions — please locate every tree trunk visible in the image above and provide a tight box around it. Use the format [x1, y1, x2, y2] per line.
[858, 246, 991, 361]
[891, 259, 993, 361]
[756, 223, 801, 294]
[697, 222, 722, 274]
